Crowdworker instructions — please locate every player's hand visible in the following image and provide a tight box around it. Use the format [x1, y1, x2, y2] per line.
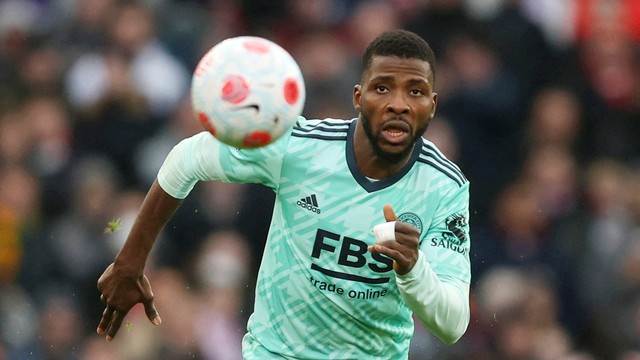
[96, 263, 161, 341]
[368, 204, 420, 275]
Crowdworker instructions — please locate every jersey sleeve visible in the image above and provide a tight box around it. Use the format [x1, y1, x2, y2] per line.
[423, 182, 471, 283]
[396, 251, 470, 344]
[396, 182, 472, 344]
[157, 130, 289, 199]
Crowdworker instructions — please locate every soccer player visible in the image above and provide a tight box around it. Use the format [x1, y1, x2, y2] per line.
[96, 29, 471, 359]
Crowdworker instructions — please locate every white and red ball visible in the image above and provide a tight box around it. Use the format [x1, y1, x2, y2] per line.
[191, 36, 305, 148]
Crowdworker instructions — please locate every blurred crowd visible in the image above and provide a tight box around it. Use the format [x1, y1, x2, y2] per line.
[0, 0, 639, 359]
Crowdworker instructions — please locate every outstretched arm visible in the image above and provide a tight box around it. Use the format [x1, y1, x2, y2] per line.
[97, 179, 182, 341]
[95, 130, 284, 341]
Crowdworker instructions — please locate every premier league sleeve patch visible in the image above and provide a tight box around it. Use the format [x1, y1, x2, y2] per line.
[444, 213, 468, 244]
[426, 212, 470, 256]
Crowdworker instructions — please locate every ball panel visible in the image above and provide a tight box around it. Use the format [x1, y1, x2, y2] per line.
[221, 75, 250, 104]
[243, 131, 272, 148]
[242, 39, 271, 54]
[197, 111, 216, 135]
[284, 78, 300, 105]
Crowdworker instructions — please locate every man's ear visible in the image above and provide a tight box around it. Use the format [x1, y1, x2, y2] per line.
[430, 92, 438, 119]
[353, 84, 362, 112]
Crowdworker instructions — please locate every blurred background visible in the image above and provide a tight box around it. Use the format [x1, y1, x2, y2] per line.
[0, 0, 639, 359]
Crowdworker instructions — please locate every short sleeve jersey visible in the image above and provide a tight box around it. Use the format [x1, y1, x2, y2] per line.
[158, 117, 471, 360]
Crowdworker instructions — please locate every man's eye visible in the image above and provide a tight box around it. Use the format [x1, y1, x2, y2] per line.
[376, 86, 388, 93]
[411, 89, 424, 95]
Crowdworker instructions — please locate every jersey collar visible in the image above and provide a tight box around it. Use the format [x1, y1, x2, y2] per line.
[346, 119, 423, 193]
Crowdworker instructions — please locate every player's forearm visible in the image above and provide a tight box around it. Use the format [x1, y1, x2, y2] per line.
[114, 180, 182, 274]
[396, 251, 470, 344]
[116, 133, 214, 273]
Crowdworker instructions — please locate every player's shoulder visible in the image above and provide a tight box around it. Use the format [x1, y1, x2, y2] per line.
[417, 138, 468, 188]
[291, 116, 352, 141]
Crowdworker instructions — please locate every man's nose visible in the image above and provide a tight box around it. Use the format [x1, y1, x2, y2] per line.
[386, 92, 410, 114]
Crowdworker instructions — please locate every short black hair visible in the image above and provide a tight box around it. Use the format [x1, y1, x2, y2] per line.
[361, 29, 436, 82]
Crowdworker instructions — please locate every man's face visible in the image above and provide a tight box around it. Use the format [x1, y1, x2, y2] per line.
[353, 55, 438, 161]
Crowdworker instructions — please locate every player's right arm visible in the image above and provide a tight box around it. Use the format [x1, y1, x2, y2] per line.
[97, 179, 181, 341]
[95, 132, 216, 341]
[97, 129, 289, 341]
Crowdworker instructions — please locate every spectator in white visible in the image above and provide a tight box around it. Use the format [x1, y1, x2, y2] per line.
[65, 0, 189, 119]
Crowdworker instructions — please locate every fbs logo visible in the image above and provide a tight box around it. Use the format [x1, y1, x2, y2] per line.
[297, 194, 321, 214]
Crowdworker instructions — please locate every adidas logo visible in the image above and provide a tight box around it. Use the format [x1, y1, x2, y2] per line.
[297, 194, 322, 214]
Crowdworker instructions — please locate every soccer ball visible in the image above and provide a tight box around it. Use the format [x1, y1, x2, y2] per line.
[191, 36, 306, 148]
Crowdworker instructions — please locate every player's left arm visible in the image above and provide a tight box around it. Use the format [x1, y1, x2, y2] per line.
[395, 251, 469, 345]
[369, 185, 471, 344]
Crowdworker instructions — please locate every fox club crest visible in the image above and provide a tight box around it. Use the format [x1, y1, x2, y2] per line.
[398, 212, 423, 235]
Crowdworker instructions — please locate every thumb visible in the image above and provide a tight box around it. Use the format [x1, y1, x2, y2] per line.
[383, 204, 398, 222]
[143, 300, 162, 326]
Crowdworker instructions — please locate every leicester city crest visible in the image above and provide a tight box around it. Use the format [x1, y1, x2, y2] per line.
[398, 212, 423, 235]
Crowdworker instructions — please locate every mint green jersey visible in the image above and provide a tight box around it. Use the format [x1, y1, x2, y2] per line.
[158, 117, 471, 359]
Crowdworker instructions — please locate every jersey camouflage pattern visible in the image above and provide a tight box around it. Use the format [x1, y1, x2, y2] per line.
[158, 117, 471, 359]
